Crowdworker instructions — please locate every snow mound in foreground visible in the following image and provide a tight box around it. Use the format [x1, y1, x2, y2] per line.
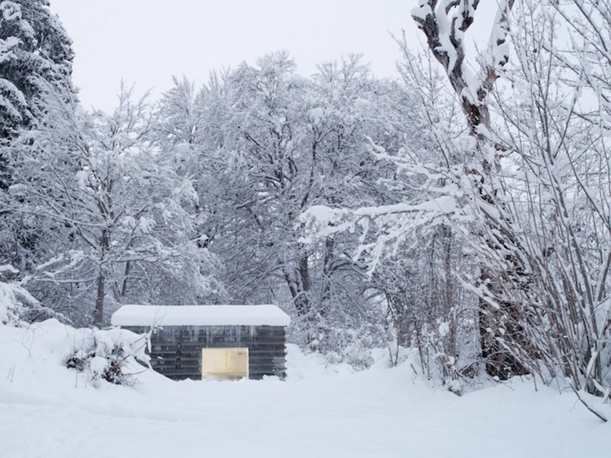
[0, 317, 152, 393]
[0, 316, 610, 458]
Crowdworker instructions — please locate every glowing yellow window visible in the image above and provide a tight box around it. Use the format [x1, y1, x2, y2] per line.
[201, 348, 249, 380]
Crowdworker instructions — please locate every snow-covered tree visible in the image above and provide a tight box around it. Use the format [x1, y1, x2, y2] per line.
[0, 0, 75, 277]
[406, 0, 611, 397]
[7, 86, 218, 326]
[481, 0, 611, 398]
[0, 0, 74, 140]
[155, 54, 415, 357]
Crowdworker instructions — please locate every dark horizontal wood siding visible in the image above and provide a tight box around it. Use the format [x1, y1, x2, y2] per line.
[124, 325, 287, 381]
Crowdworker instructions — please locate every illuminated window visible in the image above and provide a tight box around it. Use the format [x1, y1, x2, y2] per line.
[201, 348, 249, 380]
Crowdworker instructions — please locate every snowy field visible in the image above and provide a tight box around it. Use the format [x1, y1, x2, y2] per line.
[1, 320, 609, 458]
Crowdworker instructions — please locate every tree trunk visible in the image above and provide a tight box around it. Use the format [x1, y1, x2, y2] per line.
[413, 0, 528, 378]
[93, 228, 110, 327]
[121, 260, 132, 298]
[285, 254, 312, 317]
[93, 269, 105, 327]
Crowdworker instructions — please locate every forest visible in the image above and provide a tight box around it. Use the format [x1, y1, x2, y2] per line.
[1, 0, 610, 414]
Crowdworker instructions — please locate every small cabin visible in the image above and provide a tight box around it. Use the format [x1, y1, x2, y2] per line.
[111, 305, 290, 381]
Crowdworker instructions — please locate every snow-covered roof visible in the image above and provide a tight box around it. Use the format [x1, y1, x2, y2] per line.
[111, 305, 290, 327]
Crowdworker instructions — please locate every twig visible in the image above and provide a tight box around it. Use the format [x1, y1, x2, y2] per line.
[568, 382, 608, 423]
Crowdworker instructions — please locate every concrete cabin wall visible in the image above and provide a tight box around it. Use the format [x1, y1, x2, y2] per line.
[124, 325, 287, 380]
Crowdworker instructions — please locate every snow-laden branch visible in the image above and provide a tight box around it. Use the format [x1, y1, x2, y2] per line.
[300, 195, 460, 276]
[303, 195, 457, 230]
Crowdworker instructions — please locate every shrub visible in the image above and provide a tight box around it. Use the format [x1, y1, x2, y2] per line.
[65, 327, 150, 386]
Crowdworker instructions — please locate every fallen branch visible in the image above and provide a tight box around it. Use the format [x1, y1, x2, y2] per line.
[568, 381, 608, 423]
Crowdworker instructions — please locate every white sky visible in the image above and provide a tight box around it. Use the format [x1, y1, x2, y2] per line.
[50, 0, 422, 113]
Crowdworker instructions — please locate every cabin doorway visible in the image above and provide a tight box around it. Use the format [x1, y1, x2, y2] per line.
[201, 348, 249, 380]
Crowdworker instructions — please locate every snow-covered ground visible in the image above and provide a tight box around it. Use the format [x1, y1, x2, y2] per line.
[1, 319, 609, 458]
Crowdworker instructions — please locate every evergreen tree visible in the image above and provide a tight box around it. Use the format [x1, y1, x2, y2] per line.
[0, 0, 75, 272]
[0, 0, 74, 142]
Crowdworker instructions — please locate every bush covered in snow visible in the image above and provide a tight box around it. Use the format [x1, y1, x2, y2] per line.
[64, 327, 150, 387]
[1, 278, 150, 387]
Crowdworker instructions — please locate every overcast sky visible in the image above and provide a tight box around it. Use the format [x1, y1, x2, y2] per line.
[51, 0, 422, 113]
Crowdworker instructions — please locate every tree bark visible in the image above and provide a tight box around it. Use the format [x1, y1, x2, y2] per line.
[93, 228, 110, 327]
[93, 269, 105, 327]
